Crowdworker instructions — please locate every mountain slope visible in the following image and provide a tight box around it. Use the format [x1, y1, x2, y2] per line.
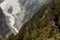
[6, 0, 60, 40]
[0, 0, 52, 35]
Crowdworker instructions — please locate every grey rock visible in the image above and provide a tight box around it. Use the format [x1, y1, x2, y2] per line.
[0, 0, 52, 36]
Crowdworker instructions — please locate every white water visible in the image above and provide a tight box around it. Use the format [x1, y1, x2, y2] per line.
[0, 0, 21, 33]
[0, 0, 52, 35]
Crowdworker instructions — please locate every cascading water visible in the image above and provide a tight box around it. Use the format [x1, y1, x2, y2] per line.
[0, 0, 52, 36]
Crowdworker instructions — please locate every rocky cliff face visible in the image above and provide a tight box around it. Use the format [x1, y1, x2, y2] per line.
[0, 7, 10, 35]
[0, 0, 52, 37]
[6, 0, 60, 40]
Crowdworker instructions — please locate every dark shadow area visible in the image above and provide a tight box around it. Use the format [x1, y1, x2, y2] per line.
[7, 6, 13, 13]
[53, 14, 58, 26]
[0, 7, 10, 36]
[0, 0, 4, 3]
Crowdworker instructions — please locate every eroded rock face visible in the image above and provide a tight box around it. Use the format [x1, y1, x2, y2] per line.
[0, 0, 4, 3]
[0, 7, 10, 36]
[0, 0, 52, 36]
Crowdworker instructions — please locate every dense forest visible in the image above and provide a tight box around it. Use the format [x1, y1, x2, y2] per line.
[6, 0, 60, 40]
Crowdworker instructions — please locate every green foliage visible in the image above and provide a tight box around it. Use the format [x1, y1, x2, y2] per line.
[6, 33, 15, 40]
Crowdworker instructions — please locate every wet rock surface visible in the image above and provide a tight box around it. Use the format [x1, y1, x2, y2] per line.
[0, 7, 10, 36]
[0, 0, 52, 36]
